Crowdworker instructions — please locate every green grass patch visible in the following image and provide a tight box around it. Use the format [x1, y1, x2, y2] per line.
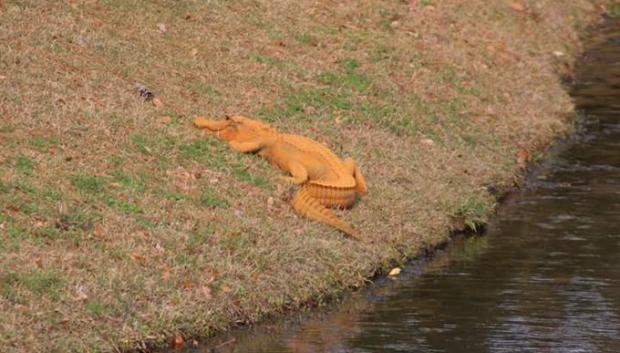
[71, 175, 106, 194]
[41, 186, 62, 201]
[1, 270, 64, 302]
[129, 133, 152, 155]
[317, 58, 373, 92]
[84, 299, 110, 318]
[178, 139, 222, 165]
[7, 225, 28, 240]
[295, 33, 318, 46]
[112, 172, 146, 194]
[15, 155, 34, 175]
[0, 124, 16, 133]
[282, 89, 352, 116]
[198, 189, 229, 209]
[34, 226, 62, 239]
[15, 181, 36, 195]
[251, 53, 277, 65]
[231, 166, 268, 188]
[609, 3, 620, 18]
[189, 81, 222, 100]
[22, 271, 63, 298]
[188, 224, 215, 248]
[160, 190, 185, 202]
[55, 211, 97, 232]
[0, 272, 21, 303]
[104, 196, 143, 214]
[453, 196, 492, 232]
[28, 136, 59, 151]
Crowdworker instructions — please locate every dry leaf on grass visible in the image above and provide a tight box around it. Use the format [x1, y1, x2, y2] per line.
[93, 223, 104, 238]
[199, 286, 212, 300]
[509, 2, 526, 12]
[172, 335, 185, 349]
[388, 267, 401, 276]
[162, 267, 171, 281]
[75, 285, 89, 301]
[129, 251, 147, 265]
[516, 149, 530, 168]
[152, 97, 164, 108]
[420, 138, 435, 146]
[182, 280, 194, 291]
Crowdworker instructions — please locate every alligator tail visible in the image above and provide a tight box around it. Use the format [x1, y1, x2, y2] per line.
[291, 186, 358, 239]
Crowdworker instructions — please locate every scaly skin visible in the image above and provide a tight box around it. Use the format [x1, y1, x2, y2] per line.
[194, 115, 367, 238]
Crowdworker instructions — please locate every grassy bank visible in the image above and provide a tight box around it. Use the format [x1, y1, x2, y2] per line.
[0, 1, 611, 352]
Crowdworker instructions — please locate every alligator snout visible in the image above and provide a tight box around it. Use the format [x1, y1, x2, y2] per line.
[193, 117, 232, 131]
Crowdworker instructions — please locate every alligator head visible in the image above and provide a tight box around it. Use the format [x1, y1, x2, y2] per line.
[194, 115, 275, 142]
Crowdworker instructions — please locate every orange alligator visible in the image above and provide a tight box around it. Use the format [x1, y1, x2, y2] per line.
[194, 115, 367, 238]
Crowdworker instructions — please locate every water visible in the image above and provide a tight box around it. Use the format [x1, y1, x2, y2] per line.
[186, 20, 620, 353]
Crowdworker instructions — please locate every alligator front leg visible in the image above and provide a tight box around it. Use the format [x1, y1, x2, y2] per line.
[278, 161, 308, 185]
[229, 140, 263, 153]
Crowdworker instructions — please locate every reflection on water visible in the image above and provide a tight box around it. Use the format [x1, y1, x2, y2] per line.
[187, 19, 620, 353]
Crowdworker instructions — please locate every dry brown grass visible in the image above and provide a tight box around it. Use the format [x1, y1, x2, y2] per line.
[0, 0, 610, 352]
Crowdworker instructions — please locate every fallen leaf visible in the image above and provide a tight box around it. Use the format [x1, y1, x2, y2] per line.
[388, 267, 401, 276]
[199, 286, 212, 300]
[155, 242, 165, 254]
[509, 2, 526, 12]
[152, 97, 164, 108]
[182, 280, 194, 291]
[93, 223, 104, 238]
[129, 251, 146, 264]
[420, 138, 435, 146]
[172, 335, 185, 349]
[517, 149, 530, 168]
[75, 285, 88, 301]
[35, 257, 43, 269]
[162, 267, 171, 281]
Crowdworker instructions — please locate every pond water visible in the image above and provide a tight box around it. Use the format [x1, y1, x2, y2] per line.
[182, 19, 620, 353]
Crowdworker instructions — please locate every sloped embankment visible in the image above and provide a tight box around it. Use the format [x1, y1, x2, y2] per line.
[0, 1, 610, 352]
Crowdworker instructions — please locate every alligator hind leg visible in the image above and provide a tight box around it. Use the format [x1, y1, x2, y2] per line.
[343, 158, 367, 194]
